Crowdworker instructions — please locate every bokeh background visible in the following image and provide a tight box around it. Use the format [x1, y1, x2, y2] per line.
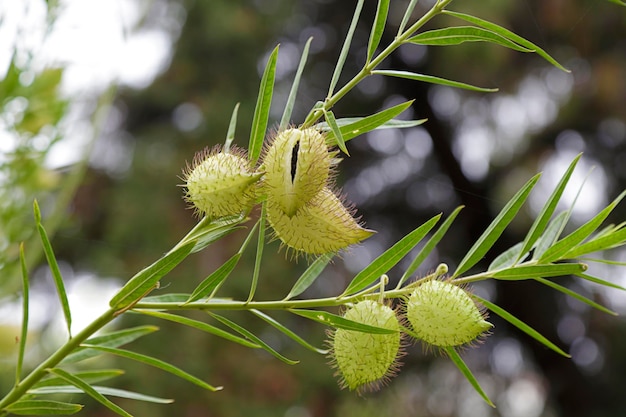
[2, 1, 626, 416]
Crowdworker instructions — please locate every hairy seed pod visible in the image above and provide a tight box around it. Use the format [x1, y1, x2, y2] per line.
[262, 128, 332, 216]
[184, 146, 261, 218]
[406, 280, 492, 348]
[266, 187, 375, 255]
[331, 300, 402, 392]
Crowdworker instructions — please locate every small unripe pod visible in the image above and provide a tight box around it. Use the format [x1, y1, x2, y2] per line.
[406, 280, 492, 348]
[184, 146, 260, 218]
[331, 300, 402, 392]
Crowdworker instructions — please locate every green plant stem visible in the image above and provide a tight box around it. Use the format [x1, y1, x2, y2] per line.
[302, 0, 453, 128]
[0, 308, 118, 412]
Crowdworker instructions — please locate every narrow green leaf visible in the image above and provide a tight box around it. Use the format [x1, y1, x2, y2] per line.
[444, 347, 495, 407]
[319, 100, 417, 144]
[476, 296, 570, 357]
[535, 277, 617, 315]
[82, 344, 222, 391]
[488, 242, 525, 271]
[224, 102, 240, 152]
[16, 243, 29, 384]
[367, 0, 390, 62]
[62, 325, 159, 364]
[141, 293, 190, 303]
[453, 174, 540, 277]
[34, 370, 125, 388]
[328, 0, 365, 96]
[137, 310, 260, 349]
[187, 254, 241, 303]
[491, 263, 586, 280]
[576, 273, 626, 291]
[397, 0, 419, 36]
[539, 190, 626, 263]
[373, 69, 497, 92]
[397, 212, 447, 287]
[47, 368, 132, 417]
[6, 399, 83, 415]
[533, 210, 570, 260]
[290, 309, 397, 334]
[280, 37, 312, 130]
[250, 309, 328, 354]
[188, 215, 247, 254]
[324, 109, 349, 155]
[408, 26, 533, 51]
[29, 386, 173, 404]
[284, 252, 334, 300]
[209, 312, 299, 365]
[249, 44, 279, 164]
[442, 10, 569, 72]
[247, 203, 266, 302]
[607, 0, 626, 5]
[34, 200, 72, 337]
[519, 154, 581, 262]
[109, 242, 195, 309]
[343, 219, 439, 295]
[563, 225, 626, 259]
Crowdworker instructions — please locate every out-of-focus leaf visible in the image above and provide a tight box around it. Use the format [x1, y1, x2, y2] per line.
[488, 242, 524, 271]
[290, 309, 397, 334]
[453, 174, 540, 277]
[5, 399, 83, 415]
[284, 253, 334, 300]
[34, 370, 125, 388]
[28, 386, 172, 404]
[576, 273, 626, 291]
[407, 26, 533, 51]
[533, 211, 570, 260]
[249, 45, 279, 164]
[250, 310, 328, 354]
[328, 0, 365, 96]
[373, 69, 497, 92]
[280, 37, 313, 130]
[444, 347, 494, 407]
[535, 277, 617, 315]
[224, 102, 240, 152]
[247, 204, 266, 302]
[491, 263, 586, 280]
[17, 243, 29, 384]
[397, 0, 419, 35]
[367, 0, 390, 62]
[187, 254, 241, 303]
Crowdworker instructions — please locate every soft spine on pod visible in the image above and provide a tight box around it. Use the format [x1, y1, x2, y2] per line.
[262, 128, 374, 255]
[330, 300, 403, 392]
[406, 279, 492, 348]
[183, 146, 261, 218]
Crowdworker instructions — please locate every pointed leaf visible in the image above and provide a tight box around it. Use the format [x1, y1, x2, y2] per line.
[533, 210, 570, 260]
[5, 400, 83, 415]
[539, 190, 626, 263]
[30, 385, 173, 404]
[519, 154, 581, 261]
[280, 37, 312, 130]
[17, 243, 29, 384]
[47, 368, 132, 417]
[453, 174, 540, 277]
[476, 296, 569, 357]
[343, 218, 440, 295]
[373, 70, 497, 92]
[187, 254, 241, 303]
[491, 263, 586, 280]
[250, 309, 328, 354]
[62, 325, 159, 364]
[324, 109, 349, 155]
[397, 0, 419, 35]
[137, 310, 260, 348]
[444, 347, 495, 407]
[576, 273, 626, 291]
[488, 242, 525, 271]
[82, 344, 222, 391]
[563, 225, 626, 259]
[328, 0, 365, 96]
[249, 44, 279, 164]
[407, 26, 533, 52]
[290, 309, 397, 334]
[247, 203, 266, 302]
[34, 200, 72, 337]
[442, 10, 569, 71]
[109, 242, 195, 309]
[209, 312, 299, 365]
[224, 102, 240, 152]
[367, 0, 390, 62]
[535, 277, 617, 315]
[284, 252, 334, 300]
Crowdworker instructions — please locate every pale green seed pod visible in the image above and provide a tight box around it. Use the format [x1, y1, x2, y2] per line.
[262, 127, 331, 216]
[406, 280, 492, 348]
[266, 187, 375, 255]
[184, 146, 261, 218]
[331, 300, 402, 392]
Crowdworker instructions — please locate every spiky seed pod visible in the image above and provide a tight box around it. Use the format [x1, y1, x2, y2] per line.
[262, 127, 332, 216]
[406, 280, 492, 348]
[330, 300, 403, 392]
[266, 187, 375, 255]
[184, 146, 261, 218]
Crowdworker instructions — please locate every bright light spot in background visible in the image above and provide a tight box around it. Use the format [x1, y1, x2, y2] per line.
[500, 377, 546, 417]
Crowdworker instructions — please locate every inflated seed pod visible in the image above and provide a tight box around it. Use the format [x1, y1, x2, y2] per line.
[406, 280, 492, 348]
[330, 300, 403, 392]
[184, 146, 261, 218]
